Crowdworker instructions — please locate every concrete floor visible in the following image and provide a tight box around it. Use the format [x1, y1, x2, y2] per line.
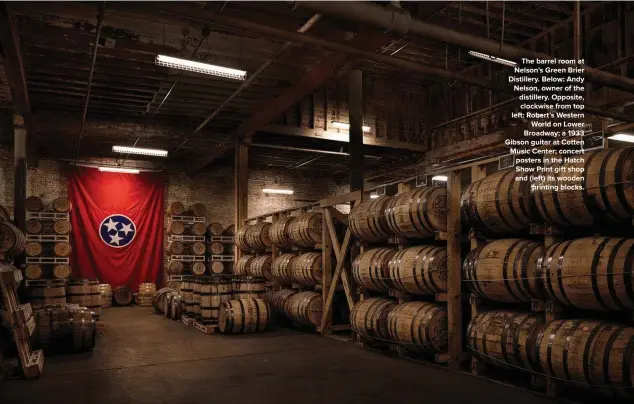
[0, 307, 553, 404]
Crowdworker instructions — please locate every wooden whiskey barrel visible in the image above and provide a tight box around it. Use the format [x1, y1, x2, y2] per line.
[25, 219, 42, 234]
[168, 221, 185, 235]
[541, 237, 634, 311]
[207, 222, 224, 236]
[235, 255, 255, 276]
[535, 148, 634, 228]
[180, 279, 194, 315]
[29, 280, 67, 307]
[293, 252, 322, 287]
[25, 196, 44, 212]
[0, 220, 26, 257]
[51, 197, 72, 213]
[286, 291, 323, 328]
[385, 187, 447, 238]
[535, 319, 634, 398]
[152, 287, 174, 314]
[350, 297, 396, 341]
[464, 239, 544, 303]
[461, 168, 535, 235]
[0, 204, 11, 220]
[138, 283, 156, 306]
[99, 284, 112, 308]
[271, 254, 297, 285]
[25, 241, 71, 257]
[236, 225, 250, 252]
[232, 277, 266, 300]
[189, 242, 206, 256]
[224, 224, 235, 236]
[349, 197, 393, 242]
[352, 248, 397, 292]
[113, 285, 133, 306]
[199, 277, 233, 324]
[389, 246, 447, 295]
[188, 222, 206, 236]
[52, 220, 72, 235]
[219, 298, 271, 333]
[289, 212, 322, 248]
[53, 264, 71, 279]
[167, 260, 184, 274]
[387, 301, 448, 353]
[192, 280, 201, 317]
[25, 264, 43, 280]
[249, 255, 272, 280]
[209, 261, 224, 274]
[245, 222, 272, 251]
[468, 310, 544, 371]
[33, 305, 96, 352]
[189, 203, 206, 217]
[209, 241, 225, 255]
[269, 289, 296, 316]
[166, 241, 184, 255]
[191, 262, 206, 276]
[67, 280, 102, 317]
[269, 216, 296, 249]
[168, 201, 185, 216]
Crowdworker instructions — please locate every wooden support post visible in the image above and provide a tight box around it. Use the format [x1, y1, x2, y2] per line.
[234, 138, 249, 261]
[470, 165, 487, 250]
[321, 208, 333, 335]
[13, 115, 27, 238]
[447, 170, 463, 370]
[348, 69, 363, 192]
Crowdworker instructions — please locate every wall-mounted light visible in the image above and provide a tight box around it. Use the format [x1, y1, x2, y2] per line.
[468, 51, 517, 67]
[431, 175, 448, 182]
[113, 145, 168, 157]
[608, 133, 634, 143]
[331, 121, 371, 132]
[155, 54, 247, 80]
[98, 167, 140, 174]
[263, 188, 294, 195]
[370, 194, 379, 199]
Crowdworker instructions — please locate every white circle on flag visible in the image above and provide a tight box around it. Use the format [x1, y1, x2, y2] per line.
[99, 214, 137, 248]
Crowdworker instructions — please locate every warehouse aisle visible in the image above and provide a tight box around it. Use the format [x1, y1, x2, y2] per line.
[1, 307, 552, 404]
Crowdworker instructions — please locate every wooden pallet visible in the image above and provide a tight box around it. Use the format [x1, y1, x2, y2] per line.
[0, 263, 44, 379]
[193, 321, 218, 334]
[181, 314, 194, 326]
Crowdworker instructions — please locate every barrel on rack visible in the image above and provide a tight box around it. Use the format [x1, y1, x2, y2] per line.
[289, 212, 322, 248]
[534, 147, 634, 228]
[269, 216, 296, 249]
[167, 221, 185, 235]
[224, 224, 235, 236]
[51, 197, 72, 213]
[286, 291, 323, 328]
[99, 284, 112, 308]
[541, 237, 634, 311]
[461, 168, 535, 235]
[389, 246, 447, 295]
[199, 277, 233, 324]
[191, 261, 206, 276]
[25, 241, 72, 257]
[187, 222, 206, 237]
[24, 264, 42, 280]
[167, 260, 185, 274]
[25, 219, 42, 234]
[271, 254, 297, 285]
[232, 276, 266, 300]
[269, 289, 296, 317]
[114, 285, 133, 306]
[207, 222, 224, 236]
[352, 248, 396, 292]
[167, 201, 185, 216]
[350, 298, 396, 341]
[468, 310, 544, 371]
[32, 304, 96, 352]
[235, 255, 255, 276]
[387, 301, 448, 353]
[66, 280, 102, 317]
[209, 241, 225, 255]
[463, 239, 544, 303]
[53, 264, 71, 279]
[385, 187, 447, 239]
[249, 255, 273, 280]
[0, 220, 26, 257]
[208, 261, 225, 274]
[236, 225, 250, 252]
[187, 203, 207, 217]
[180, 279, 194, 315]
[349, 197, 393, 242]
[29, 279, 67, 307]
[293, 252, 322, 287]
[535, 319, 634, 398]
[245, 222, 272, 251]
[167, 241, 205, 256]
[25, 196, 44, 212]
[138, 283, 156, 306]
[218, 298, 271, 333]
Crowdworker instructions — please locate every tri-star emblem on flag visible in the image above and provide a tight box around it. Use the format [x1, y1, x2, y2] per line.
[99, 214, 136, 248]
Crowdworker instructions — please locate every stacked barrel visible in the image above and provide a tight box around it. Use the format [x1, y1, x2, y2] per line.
[463, 147, 634, 398]
[23, 196, 73, 281]
[205, 222, 235, 275]
[348, 187, 450, 356]
[165, 202, 207, 277]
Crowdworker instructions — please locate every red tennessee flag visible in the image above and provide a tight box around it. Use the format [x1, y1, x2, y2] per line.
[68, 166, 165, 291]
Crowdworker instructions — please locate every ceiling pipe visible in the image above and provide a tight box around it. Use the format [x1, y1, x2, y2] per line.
[250, 142, 383, 159]
[296, 1, 634, 94]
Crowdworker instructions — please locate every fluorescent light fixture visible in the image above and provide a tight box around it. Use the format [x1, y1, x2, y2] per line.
[331, 121, 371, 132]
[155, 54, 247, 80]
[468, 51, 517, 67]
[370, 194, 379, 199]
[608, 133, 634, 143]
[113, 145, 168, 157]
[262, 188, 294, 195]
[432, 175, 448, 182]
[98, 167, 140, 174]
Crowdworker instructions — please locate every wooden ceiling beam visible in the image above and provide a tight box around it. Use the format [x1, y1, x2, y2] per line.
[0, 4, 30, 114]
